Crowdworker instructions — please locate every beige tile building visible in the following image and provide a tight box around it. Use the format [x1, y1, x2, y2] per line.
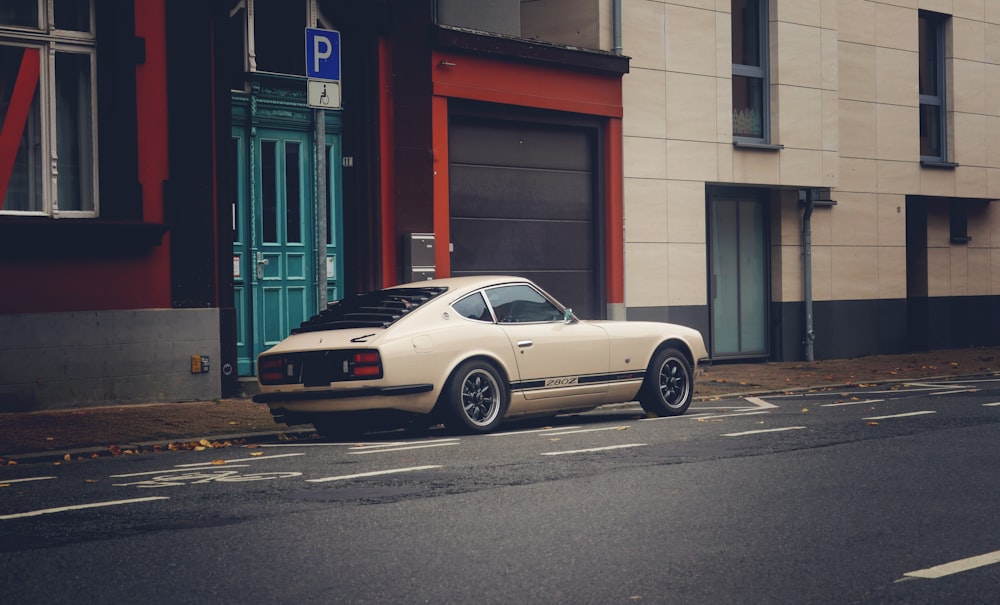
[620, 0, 1000, 360]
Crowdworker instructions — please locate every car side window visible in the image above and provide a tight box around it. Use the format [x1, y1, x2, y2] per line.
[452, 292, 493, 322]
[485, 285, 563, 323]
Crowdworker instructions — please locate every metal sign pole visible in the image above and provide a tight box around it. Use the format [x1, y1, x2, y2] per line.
[315, 107, 328, 309]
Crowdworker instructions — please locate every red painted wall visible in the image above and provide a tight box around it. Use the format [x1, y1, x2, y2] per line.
[0, 0, 171, 314]
[427, 50, 625, 305]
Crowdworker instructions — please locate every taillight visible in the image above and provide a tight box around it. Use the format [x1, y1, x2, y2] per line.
[259, 356, 286, 384]
[350, 350, 382, 379]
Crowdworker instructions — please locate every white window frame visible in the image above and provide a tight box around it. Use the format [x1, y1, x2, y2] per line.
[0, 0, 98, 218]
[731, 0, 771, 146]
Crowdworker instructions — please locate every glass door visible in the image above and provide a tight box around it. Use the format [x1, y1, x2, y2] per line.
[709, 195, 769, 358]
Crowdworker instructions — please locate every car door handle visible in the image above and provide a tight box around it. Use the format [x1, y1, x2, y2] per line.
[517, 340, 533, 348]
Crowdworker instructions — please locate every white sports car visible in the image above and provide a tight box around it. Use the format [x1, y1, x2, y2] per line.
[254, 275, 708, 437]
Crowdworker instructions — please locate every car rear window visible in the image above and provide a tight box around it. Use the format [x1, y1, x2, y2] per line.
[294, 286, 447, 333]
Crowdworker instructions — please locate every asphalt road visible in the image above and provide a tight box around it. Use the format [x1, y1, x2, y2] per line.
[3, 377, 1000, 604]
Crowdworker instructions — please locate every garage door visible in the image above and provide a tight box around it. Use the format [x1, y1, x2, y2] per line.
[449, 118, 603, 319]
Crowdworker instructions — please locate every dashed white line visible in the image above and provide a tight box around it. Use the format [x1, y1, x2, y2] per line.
[543, 426, 630, 436]
[864, 411, 936, 421]
[489, 426, 583, 437]
[821, 399, 884, 407]
[175, 453, 305, 467]
[307, 465, 443, 483]
[903, 549, 1000, 580]
[983, 402, 1000, 407]
[0, 476, 57, 484]
[349, 442, 459, 455]
[350, 439, 459, 450]
[0, 497, 169, 520]
[541, 444, 646, 456]
[722, 426, 806, 437]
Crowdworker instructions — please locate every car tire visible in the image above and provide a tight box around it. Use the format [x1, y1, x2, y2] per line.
[443, 360, 508, 434]
[638, 347, 693, 417]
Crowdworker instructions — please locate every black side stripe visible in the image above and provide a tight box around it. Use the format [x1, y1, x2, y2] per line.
[510, 371, 646, 392]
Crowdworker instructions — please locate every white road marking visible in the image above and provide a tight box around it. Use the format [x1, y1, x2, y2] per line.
[348, 442, 459, 455]
[983, 402, 1000, 407]
[744, 396, 779, 409]
[864, 411, 937, 420]
[0, 476, 57, 484]
[175, 453, 305, 467]
[541, 444, 647, 456]
[489, 426, 583, 437]
[927, 389, 977, 396]
[349, 438, 459, 450]
[903, 549, 1000, 579]
[722, 426, 806, 437]
[307, 465, 443, 483]
[821, 399, 884, 407]
[640, 410, 771, 423]
[543, 426, 630, 436]
[639, 412, 714, 422]
[110, 465, 251, 478]
[0, 497, 169, 520]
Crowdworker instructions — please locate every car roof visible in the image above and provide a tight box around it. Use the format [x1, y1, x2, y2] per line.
[389, 275, 532, 296]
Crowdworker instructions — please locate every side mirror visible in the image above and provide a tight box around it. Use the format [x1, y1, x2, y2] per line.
[563, 308, 576, 324]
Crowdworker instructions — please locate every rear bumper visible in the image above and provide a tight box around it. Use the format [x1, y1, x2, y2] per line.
[253, 383, 434, 404]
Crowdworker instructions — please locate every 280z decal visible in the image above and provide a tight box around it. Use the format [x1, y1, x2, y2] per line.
[545, 377, 579, 387]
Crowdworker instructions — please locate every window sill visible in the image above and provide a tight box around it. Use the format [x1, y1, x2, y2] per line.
[0, 218, 168, 258]
[733, 141, 784, 151]
[921, 160, 959, 169]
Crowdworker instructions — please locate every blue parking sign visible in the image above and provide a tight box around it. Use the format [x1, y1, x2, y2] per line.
[305, 28, 340, 81]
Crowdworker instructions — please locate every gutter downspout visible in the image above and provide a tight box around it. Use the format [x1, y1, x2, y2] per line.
[612, 0, 622, 55]
[802, 190, 815, 361]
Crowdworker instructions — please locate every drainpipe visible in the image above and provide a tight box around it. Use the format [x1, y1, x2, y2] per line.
[612, 0, 622, 55]
[801, 190, 816, 361]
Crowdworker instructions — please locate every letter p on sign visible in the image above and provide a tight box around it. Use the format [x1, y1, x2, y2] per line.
[305, 28, 340, 81]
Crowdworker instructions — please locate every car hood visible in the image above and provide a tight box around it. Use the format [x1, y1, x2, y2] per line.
[262, 328, 387, 355]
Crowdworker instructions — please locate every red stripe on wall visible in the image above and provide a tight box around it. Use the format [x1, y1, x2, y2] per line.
[431, 95, 451, 278]
[379, 36, 397, 287]
[0, 48, 40, 211]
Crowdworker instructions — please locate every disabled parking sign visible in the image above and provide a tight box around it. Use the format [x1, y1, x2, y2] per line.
[306, 28, 341, 108]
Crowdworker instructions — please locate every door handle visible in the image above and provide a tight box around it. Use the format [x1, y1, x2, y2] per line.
[256, 251, 270, 279]
[517, 340, 533, 348]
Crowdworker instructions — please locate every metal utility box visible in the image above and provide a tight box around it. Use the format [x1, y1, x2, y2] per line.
[403, 233, 435, 282]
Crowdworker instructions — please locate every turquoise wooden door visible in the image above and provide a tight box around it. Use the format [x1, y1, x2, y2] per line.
[232, 125, 343, 376]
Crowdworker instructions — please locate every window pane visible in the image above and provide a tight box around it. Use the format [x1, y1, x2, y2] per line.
[0, 45, 43, 212]
[919, 103, 942, 158]
[254, 0, 307, 75]
[285, 142, 301, 243]
[918, 16, 939, 96]
[55, 51, 94, 212]
[0, 0, 39, 28]
[731, 0, 761, 67]
[261, 140, 277, 242]
[732, 75, 764, 139]
[54, 0, 90, 31]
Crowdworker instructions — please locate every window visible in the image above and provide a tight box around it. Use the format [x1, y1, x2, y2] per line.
[0, 0, 97, 216]
[731, 0, 769, 143]
[226, 0, 335, 83]
[919, 12, 947, 162]
[452, 292, 492, 322]
[485, 285, 563, 324]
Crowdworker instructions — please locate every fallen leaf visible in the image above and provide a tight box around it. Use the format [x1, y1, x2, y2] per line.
[227, 421, 240, 425]
[64, 454, 72, 461]
[194, 446, 207, 452]
[249, 451, 264, 457]
[84, 479, 98, 484]
[0, 483, 9, 488]
[198, 439, 212, 448]
[867, 421, 879, 426]
[246, 443, 261, 449]
[108, 444, 123, 456]
[800, 408, 809, 413]
[615, 426, 629, 431]
[210, 459, 227, 465]
[46, 437, 54, 441]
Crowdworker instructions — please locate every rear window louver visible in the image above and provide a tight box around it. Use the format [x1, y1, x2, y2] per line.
[293, 287, 448, 333]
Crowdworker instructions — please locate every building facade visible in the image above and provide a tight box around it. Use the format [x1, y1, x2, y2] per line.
[1, 0, 998, 411]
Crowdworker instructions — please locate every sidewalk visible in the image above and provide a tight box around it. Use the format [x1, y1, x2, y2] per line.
[2, 346, 998, 462]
